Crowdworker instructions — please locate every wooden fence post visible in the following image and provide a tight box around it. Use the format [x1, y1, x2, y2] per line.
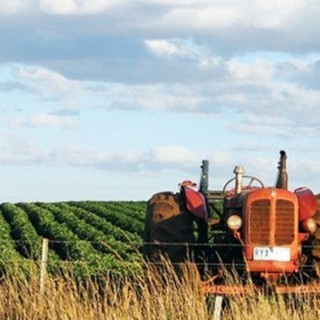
[213, 295, 223, 320]
[40, 238, 49, 295]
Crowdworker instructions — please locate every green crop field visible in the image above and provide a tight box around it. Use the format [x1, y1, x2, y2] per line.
[0, 201, 147, 278]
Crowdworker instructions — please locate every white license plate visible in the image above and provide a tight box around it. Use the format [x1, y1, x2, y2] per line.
[253, 247, 290, 261]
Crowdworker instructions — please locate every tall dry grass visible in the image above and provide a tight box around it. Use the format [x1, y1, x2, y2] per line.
[1, 261, 320, 320]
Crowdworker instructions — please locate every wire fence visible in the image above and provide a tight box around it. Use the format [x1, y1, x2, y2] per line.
[2, 239, 320, 249]
[2, 238, 320, 280]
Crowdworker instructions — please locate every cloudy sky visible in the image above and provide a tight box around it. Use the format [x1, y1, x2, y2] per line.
[1, 0, 320, 202]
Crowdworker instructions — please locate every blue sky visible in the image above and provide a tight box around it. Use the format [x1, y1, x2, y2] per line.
[1, 0, 320, 202]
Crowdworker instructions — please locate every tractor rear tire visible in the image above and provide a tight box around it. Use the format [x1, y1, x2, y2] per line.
[143, 191, 195, 264]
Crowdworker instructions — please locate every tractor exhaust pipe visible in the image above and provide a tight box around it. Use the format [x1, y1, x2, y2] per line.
[200, 160, 209, 196]
[276, 150, 288, 190]
[234, 166, 245, 194]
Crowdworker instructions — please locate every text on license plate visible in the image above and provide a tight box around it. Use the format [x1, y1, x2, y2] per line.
[253, 247, 290, 261]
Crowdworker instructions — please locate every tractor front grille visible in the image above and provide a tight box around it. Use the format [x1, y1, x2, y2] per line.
[248, 197, 295, 246]
[275, 199, 295, 245]
[249, 199, 271, 245]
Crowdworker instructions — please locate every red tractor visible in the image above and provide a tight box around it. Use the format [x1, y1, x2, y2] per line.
[143, 151, 320, 294]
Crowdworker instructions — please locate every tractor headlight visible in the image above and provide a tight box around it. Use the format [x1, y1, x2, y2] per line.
[301, 218, 317, 234]
[227, 215, 242, 231]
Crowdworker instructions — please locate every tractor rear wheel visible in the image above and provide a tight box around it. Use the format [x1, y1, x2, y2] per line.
[143, 191, 195, 264]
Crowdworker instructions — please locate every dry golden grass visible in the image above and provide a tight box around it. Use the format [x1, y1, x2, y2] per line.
[1, 262, 320, 320]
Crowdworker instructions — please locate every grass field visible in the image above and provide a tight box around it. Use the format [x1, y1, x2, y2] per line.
[2, 262, 320, 320]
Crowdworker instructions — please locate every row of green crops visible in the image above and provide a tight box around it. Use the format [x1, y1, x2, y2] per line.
[0, 201, 147, 279]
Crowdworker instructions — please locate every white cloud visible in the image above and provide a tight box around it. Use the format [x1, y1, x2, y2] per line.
[151, 0, 307, 32]
[250, 0, 306, 30]
[0, 0, 28, 13]
[0, 140, 203, 172]
[11, 113, 79, 130]
[85, 66, 320, 129]
[245, 113, 292, 126]
[14, 65, 85, 100]
[39, 0, 126, 15]
[141, 0, 209, 6]
[7, 56, 320, 134]
[94, 82, 206, 112]
[127, 84, 202, 111]
[161, 5, 243, 29]
[39, 0, 76, 14]
[145, 39, 188, 58]
[0, 0, 130, 15]
[227, 59, 275, 81]
[62, 147, 111, 167]
[0, 137, 55, 165]
[0, 135, 319, 197]
[269, 82, 320, 115]
[149, 145, 201, 166]
[145, 38, 221, 68]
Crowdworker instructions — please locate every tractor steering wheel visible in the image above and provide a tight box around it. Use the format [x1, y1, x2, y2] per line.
[222, 175, 264, 197]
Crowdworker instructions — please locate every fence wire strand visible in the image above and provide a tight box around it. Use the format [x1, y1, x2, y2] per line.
[2, 239, 320, 248]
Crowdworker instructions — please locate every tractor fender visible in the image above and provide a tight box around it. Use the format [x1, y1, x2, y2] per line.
[183, 186, 208, 222]
[294, 187, 317, 222]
